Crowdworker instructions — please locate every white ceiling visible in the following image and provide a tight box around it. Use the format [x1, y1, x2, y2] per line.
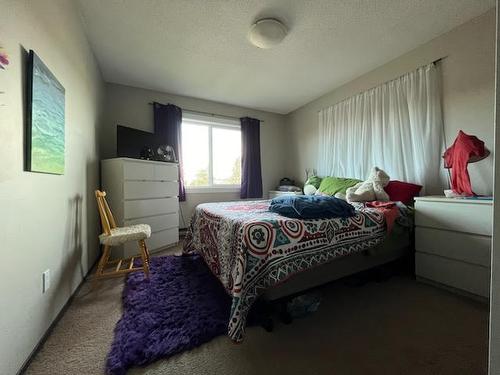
[77, 0, 494, 114]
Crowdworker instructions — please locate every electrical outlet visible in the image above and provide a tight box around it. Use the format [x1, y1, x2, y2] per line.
[42, 269, 50, 293]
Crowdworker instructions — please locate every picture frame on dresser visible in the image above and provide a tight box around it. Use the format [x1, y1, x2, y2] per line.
[101, 157, 180, 258]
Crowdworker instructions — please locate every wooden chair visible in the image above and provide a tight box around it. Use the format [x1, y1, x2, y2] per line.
[94, 190, 151, 281]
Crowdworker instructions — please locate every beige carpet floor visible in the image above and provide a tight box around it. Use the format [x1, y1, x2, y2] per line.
[25, 249, 489, 375]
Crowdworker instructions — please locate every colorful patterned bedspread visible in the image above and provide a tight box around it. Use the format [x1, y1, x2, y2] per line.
[183, 200, 390, 342]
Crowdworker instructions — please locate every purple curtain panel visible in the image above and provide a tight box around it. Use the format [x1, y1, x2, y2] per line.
[240, 117, 263, 199]
[153, 102, 186, 201]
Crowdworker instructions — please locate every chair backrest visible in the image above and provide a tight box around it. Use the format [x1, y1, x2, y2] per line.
[95, 190, 117, 235]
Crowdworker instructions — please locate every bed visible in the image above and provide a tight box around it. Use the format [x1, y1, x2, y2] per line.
[183, 199, 411, 342]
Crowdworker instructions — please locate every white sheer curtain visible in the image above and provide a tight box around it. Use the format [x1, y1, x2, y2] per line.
[318, 63, 445, 193]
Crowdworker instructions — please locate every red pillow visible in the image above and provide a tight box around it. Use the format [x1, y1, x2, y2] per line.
[384, 180, 422, 204]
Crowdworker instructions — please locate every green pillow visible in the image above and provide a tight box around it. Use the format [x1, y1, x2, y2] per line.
[304, 176, 322, 189]
[317, 176, 361, 196]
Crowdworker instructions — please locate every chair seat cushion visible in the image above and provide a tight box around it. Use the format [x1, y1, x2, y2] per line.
[99, 224, 151, 246]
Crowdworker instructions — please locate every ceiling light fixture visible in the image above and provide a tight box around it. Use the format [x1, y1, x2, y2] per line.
[248, 18, 288, 49]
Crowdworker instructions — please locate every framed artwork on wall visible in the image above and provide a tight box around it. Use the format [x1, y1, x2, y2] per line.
[25, 50, 65, 174]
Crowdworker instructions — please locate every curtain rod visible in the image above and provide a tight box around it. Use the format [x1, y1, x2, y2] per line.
[316, 56, 447, 114]
[148, 102, 264, 123]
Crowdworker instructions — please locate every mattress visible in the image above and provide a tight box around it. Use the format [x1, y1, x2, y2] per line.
[183, 199, 410, 342]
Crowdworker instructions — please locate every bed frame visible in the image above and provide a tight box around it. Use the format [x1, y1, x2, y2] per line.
[248, 228, 412, 331]
[262, 226, 411, 301]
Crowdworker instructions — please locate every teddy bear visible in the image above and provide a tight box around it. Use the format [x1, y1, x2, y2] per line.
[303, 175, 322, 195]
[336, 167, 390, 203]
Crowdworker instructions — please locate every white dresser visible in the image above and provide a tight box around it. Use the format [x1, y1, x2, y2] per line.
[101, 158, 179, 258]
[414, 196, 492, 299]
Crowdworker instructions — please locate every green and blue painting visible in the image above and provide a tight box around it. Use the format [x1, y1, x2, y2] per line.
[27, 51, 65, 174]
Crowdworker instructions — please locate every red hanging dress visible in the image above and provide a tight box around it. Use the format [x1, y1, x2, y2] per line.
[443, 130, 488, 196]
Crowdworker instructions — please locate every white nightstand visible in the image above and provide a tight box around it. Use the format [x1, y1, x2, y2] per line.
[268, 190, 303, 199]
[414, 196, 492, 299]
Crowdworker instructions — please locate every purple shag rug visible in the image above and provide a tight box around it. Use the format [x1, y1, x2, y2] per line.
[106, 255, 233, 375]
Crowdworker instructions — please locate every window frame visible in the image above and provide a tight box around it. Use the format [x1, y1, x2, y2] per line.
[182, 112, 241, 193]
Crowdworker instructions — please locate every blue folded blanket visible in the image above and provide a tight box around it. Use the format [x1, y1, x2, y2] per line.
[269, 195, 356, 219]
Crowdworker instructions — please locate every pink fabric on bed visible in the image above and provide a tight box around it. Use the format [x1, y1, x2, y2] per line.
[365, 201, 399, 234]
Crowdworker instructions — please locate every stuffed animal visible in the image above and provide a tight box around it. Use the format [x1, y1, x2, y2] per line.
[304, 184, 318, 195]
[342, 167, 390, 203]
[303, 176, 322, 195]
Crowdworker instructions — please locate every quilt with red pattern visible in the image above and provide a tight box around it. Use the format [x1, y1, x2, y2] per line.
[183, 199, 388, 342]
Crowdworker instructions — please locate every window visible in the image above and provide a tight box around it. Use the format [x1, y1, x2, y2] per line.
[182, 112, 241, 191]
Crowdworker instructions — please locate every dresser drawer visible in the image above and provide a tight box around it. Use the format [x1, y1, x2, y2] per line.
[124, 197, 178, 219]
[416, 252, 490, 298]
[123, 161, 154, 180]
[415, 200, 492, 236]
[125, 213, 178, 233]
[154, 163, 178, 181]
[124, 227, 179, 254]
[416, 227, 491, 267]
[124, 181, 178, 199]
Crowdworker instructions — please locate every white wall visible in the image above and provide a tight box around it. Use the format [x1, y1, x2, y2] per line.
[489, 3, 500, 374]
[286, 9, 496, 195]
[0, 1, 104, 374]
[102, 83, 288, 226]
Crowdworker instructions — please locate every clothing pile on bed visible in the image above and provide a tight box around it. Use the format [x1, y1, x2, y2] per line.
[269, 195, 355, 219]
